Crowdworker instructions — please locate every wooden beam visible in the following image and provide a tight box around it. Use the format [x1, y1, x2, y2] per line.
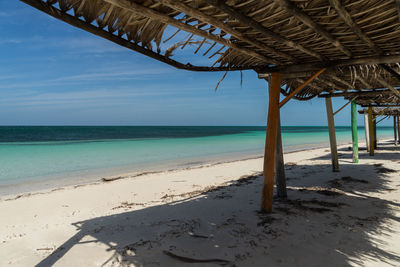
[319, 89, 397, 98]
[368, 107, 375, 156]
[20, 0, 253, 72]
[329, 0, 381, 54]
[373, 116, 377, 149]
[279, 68, 326, 108]
[394, 116, 398, 146]
[258, 54, 400, 74]
[325, 97, 339, 172]
[351, 101, 359, 163]
[376, 115, 389, 124]
[398, 116, 400, 145]
[361, 104, 400, 107]
[380, 64, 400, 82]
[357, 76, 373, 89]
[277, 0, 351, 57]
[261, 72, 281, 212]
[103, 0, 275, 63]
[375, 75, 400, 99]
[155, 0, 295, 62]
[275, 114, 287, 198]
[333, 96, 357, 116]
[364, 111, 370, 152]
[203, 0, 323, 60]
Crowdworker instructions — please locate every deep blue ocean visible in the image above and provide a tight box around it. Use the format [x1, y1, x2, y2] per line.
[0, 126, 394, 193]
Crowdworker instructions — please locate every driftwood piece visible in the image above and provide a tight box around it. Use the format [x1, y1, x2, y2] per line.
[163, 250, 230, 263]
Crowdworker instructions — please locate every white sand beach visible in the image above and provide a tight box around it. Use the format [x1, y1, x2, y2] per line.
[1, 141, 399, 266]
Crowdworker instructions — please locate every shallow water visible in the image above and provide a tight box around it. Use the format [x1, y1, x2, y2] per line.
[0, 126, 394, 193]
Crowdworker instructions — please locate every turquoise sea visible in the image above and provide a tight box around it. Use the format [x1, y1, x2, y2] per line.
[0, 126, 394, 194]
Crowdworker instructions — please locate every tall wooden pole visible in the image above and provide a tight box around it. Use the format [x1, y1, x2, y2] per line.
[373, 116, 377, 149]
[364, 111, 370, 152]
[261, 72, 281, 212]
[394, 116, 398, 146]
[351, 101, 359, 163]
[397, 116, 400, 145]
[275, 113, 287, 198]
[368, 107, 374, 156]
[325, 97, 339, 172]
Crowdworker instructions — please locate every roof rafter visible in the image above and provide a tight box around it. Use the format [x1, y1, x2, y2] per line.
[329, 0, 382, 54]
[276, 0, 352, 57]
[395, 0, 400, 24]
[319, 89, 398, 98]
[202, 0, 323, 60]
[154, 0, 296, 62]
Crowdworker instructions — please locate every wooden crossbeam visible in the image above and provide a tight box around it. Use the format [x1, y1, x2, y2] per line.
[277, 0, 351, 57]
[155, 0, 295, 62]
[103, 0, 275, 63]
[380, 64, 400, 81]
[329, 0, 381, 54]
[203, 0, 323, 60]
[357, 76, 372, 89]
[279, 68, 326, 108]
[258, 54, 400, 74]
[20, 0, 252, 72]
[328, 74, 355, 90]
[333, 96, 357, 116]
[375, 74, 400, 99]
[319, 89, 396, 98]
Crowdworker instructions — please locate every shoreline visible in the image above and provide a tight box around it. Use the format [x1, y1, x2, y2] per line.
[0, 138, 391, 201]
[0, 139, 399, 266]
[0, 137, 391, 200]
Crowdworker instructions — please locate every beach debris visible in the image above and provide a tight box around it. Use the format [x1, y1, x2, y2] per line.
[188, 232, 209, 239]
[375, 167, 397, 173]
[163, 250, 231, 264]
[36, 247, 54, 251]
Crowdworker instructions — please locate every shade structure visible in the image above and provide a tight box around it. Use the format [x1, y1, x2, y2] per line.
[20, 0, 400, 211]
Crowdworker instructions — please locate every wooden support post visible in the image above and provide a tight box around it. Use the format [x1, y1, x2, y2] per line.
[394, 116, 398, 146]
[368, 107, 375, 156]
[351, 101, 359, 163]
[275, 113, 287, 198]
[261, 72, 281, 212]
[364, 111, 370, 152]
[325, 97, 339, 172]
[373, 117, 377, 149]
[397, 116, 400, 145]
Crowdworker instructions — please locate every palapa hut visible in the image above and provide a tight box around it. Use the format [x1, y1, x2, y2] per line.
[21, 0, 400, 212]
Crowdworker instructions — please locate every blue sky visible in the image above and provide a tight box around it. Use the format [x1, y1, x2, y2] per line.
[0, 1, 391, 126]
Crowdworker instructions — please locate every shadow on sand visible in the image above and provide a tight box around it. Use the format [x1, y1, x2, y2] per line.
[36, 145, 400, 266]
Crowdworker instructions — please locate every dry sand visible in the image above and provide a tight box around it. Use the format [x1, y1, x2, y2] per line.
[0, 141, 399, 266]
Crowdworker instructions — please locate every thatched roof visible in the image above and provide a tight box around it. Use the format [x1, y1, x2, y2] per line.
[358, 107, 400, 116]
[21, 0, 400, 105]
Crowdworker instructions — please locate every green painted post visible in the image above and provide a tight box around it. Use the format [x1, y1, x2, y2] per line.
[351, 101, 359, 163]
